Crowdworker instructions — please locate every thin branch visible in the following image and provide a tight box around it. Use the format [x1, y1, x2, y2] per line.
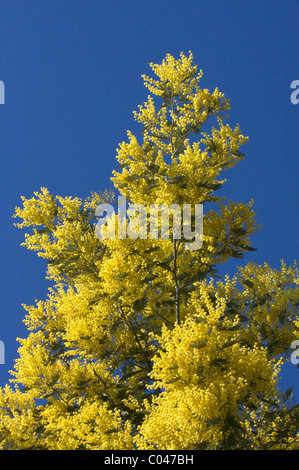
[119, 307, 152, 371]
[173, 238, 180, 325]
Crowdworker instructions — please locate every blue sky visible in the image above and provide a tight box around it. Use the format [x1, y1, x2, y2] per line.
[0, 1, 298, 400]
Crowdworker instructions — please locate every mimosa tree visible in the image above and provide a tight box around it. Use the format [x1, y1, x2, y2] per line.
[0, 52, 298, 450]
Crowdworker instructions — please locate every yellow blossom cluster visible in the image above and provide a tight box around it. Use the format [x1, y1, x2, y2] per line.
[0, 52, 298, 450]
[136, 282, 286, 449]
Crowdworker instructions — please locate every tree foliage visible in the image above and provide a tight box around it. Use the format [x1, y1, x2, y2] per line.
[0, 52, 298, 450]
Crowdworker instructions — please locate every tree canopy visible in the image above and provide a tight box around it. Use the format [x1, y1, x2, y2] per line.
[1, 52, 298, 450]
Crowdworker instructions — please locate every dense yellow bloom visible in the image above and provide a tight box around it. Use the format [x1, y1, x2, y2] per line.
[1, 52, 298, 450]
[136, 284, 284, 449]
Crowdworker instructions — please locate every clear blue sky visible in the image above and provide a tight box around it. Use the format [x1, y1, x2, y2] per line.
[0, 1, 298, 399]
